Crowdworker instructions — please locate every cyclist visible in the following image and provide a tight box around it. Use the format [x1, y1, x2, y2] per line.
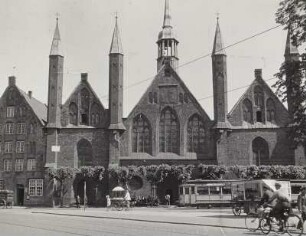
[267, 182, 291, 231]
[260, 185, 274, 206]
[298, 186, 306, 221]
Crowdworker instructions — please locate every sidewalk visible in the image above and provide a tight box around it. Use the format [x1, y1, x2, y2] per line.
[32, 206, 247, 230]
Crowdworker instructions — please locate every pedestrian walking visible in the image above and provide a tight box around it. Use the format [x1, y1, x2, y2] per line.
[298, 186, 306, 221]
[106, 195, 111, 211]
[124, 190, 131, 210]
[165, 194, 170, 207]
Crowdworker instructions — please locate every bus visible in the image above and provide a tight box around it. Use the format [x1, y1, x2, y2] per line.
[179, 179, 291, 209]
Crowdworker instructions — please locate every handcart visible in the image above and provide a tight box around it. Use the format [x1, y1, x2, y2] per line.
[111, 186, 127, 211]
[0, 190, 14, 208]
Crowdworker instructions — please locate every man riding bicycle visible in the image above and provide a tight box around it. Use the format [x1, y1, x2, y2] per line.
[266, 182, 291, 231]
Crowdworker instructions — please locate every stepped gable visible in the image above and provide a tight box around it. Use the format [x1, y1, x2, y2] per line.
[127, 62, 211, 123]
[228, 70, 289, 128]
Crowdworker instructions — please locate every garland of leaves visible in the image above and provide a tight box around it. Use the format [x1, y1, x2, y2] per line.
[108, 164, 306, 186]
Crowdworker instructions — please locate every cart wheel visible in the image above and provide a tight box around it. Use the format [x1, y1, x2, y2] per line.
[232, 205, 242, 216]
[7, 202, 12, 209]
[114, 202, 123, 211]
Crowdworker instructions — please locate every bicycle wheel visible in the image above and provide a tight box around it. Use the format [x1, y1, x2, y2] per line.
[245, 213, 260, 232]
[232, 205, 242, 216]
[285, 214, 303, 236]
[260, 217, 272, 234]
[114, 202, 123, 211]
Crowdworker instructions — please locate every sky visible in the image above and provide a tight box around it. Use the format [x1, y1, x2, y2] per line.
[0, 0, 304, 119]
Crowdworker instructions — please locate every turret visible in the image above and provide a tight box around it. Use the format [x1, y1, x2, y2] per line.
[108, 16, 125, 131]
[284, 27, 299, 118]
[157, 0, 179, 72]
[108, 16, 125, 167]
[212, 17, 228, 126]
[47, 18, 63, 128]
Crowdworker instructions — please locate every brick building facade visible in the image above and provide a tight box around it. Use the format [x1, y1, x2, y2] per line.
[0, 0, 304, 206]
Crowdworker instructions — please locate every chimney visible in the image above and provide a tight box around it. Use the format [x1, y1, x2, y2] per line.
[81, 73, 88, 82]
[8, 76, 16, 86]
[255, 69, 262, 79]
[28, 91, 32, 98]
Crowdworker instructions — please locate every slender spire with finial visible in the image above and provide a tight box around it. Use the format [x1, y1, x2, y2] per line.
[212, 15, 226, 55]
[285, 27, 299, 58]
[50, 17, 63, 56]
[109, 14, 123, 54]
[163, 0, 172, 28]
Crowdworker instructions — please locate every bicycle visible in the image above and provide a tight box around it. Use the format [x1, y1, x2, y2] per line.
[245, 212, 260, 232]
[259, 207, 303, 235]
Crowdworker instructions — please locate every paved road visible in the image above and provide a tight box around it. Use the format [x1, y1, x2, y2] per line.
[0, 207, 265, 236]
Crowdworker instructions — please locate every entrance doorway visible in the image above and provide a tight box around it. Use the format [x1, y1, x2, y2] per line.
[16, 184, 24, 206]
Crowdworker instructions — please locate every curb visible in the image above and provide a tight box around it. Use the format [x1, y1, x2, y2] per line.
[32, 211, 246, 230]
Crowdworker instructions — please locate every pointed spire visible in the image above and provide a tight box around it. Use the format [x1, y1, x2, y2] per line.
[163, 0, 172, 28]
[109, 15, 123, 55]
[212, 17, 226, 55]
[50, 18, 63, 56]
[285, 27, 299, 57]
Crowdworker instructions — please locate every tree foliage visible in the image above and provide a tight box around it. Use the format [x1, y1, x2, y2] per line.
[273, 59, 306, 146]
[276, 0, 306, 46]
[274, 0, 306, 146]
[108, 164, 195, 186]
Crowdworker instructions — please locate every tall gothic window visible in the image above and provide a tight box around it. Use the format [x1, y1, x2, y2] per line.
[132, 114, 151, 154]
[266, 98, 275, 122]
[159, 107, 180, 154]
[80, 88, 90, 125]
[254, 86, 264, 107]
[77, 139, 93, 167]
[252, 137, 269, 165]
[91, 103, 100, 126]
[243, 99, 253, 123]
[187, 114, 205, 154]
[69, 103, 78, 125]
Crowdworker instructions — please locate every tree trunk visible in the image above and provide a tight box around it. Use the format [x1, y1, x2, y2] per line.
[52, 178, 56, 208]
[60, 181, 64, 207]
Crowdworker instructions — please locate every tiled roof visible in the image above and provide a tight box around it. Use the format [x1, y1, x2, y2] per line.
[18, 88, 47, 125]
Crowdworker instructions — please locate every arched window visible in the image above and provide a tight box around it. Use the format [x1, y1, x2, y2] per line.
[187, 114, 205, 154]
[266, 98, 275, 122]
[77, 139, 93, 167]
[81, 88, 90, 110]
[242, 99, 253, 123]
[69, 103, 78, 125]
[252, 137, 269, 165]
[159, 107, 180, 154]
[254, 86, 264, 107]
[90, 103, 100, 126]
[80, 88, 90, 125]
[132, 114, 151, 154]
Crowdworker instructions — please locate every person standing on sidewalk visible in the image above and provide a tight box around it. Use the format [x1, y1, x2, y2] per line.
[298, 186, 306, 221]
[106, 195, 111, 211]
[165, 194, 170, 207]
[124, 190, 131, 210]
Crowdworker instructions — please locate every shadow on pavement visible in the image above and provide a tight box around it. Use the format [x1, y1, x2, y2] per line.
[200, 214, 245, 219]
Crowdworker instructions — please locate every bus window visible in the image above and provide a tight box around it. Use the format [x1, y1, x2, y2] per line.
[291, 186, 301, 194]
[222, 186, 231, 194]
[210, 186, 221, 195]
[245, 182, 260, 200]
[185, 187, 190, 194]
[179, 187, 183, 195]
[197, 186, 208, 195]
[191, 186, 195, 194]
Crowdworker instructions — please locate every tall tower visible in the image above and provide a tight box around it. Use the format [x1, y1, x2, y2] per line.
[212, 17, 228, 126]
[47, 18, 64, 128]
[284, 28, 299, 118]
[45, 18, 64, 170]
[108, 16, 125, 166]
[157, 0, 179, 72]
